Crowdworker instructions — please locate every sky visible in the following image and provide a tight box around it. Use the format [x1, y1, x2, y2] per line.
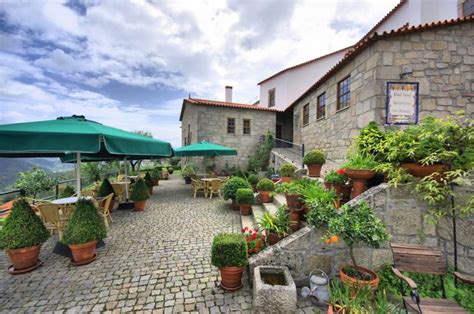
[0, 0, 399, 148]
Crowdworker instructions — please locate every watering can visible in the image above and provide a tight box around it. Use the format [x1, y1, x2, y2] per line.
[300, 269, 330, 304]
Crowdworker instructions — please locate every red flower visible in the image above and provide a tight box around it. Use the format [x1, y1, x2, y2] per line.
[241, 228, 246, 233]
[337, 169, 345, 175]
[254, 227, 259, 232]
[246, 237, 251, 242]
[248, 249, 252, 254]
[248, 229, 252, 234]
[256, 242, 262, 248]
[252, 233, 257, 240]
[253, 248, 259, 253]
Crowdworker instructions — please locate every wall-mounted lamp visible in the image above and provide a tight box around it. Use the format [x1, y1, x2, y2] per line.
[400, 66, 413, 79]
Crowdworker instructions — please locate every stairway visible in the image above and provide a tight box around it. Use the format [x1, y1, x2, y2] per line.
[241, 192, 290, 231]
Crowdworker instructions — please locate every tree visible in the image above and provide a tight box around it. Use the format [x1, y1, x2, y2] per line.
[81, 161, 121, 184]
[129, 130, 153, 172]
[15, 166, 57, 199]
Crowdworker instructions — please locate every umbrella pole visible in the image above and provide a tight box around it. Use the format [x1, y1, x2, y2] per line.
[76, 152, 81, 197]
[124, 157, 129, 200]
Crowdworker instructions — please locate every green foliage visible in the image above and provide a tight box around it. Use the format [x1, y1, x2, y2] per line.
[59, 185, 76, 198]
[151, 167, 162, 181]
[257, 206, 291, 237]
[303, 149, 326, 165]
[256, 178, 274, 191]
[130, 179, 150, 201]
[81, 161, 121, 183]
[236, 188, 254, 205]
[305, 180, 337, 228]
[15, 166, 57, 198]
[62, 199, 106, 245]
[342, 152, 378, 170]
[0, 198, 50, 250]
[248, 132, 274, 172]
[211, 233, 248, 268]
[247, 174, 258, 186]
[374, 163, 414, 187]
[96, 178, 115, 198]
[144, 172, 154, 188]
[377, 264, 474, 312]
[274, 180, 304, 195]
[169, 157, 181, 166]
[325, 201, 389, 268]
[279, 163, 296, 177]
[355, 121, 395, 163]
[223, 177, 251, 200]
[324, 169, 348, 185]
[181, 164, 196, 177]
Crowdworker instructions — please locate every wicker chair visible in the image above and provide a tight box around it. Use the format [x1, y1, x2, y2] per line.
[111, 183, 126, 203]
[37, 203, 63, 239]
[208, 179, 222, 199]
[81, 190, 96, 197]
[97, 193, 114, 228]
[191, 178, 208, 198]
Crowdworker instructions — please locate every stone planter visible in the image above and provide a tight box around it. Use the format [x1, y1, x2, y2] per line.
[253, 265, 297, 313]
[401, 163, 446, 178]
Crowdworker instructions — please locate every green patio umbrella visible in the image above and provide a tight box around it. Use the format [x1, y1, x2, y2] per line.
[0, 115, 173, 195]
[174, 141, 237, 157]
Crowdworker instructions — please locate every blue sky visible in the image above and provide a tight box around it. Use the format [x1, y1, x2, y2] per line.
[0, 0, 398, 148]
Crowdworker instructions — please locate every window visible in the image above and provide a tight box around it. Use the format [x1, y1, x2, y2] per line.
[337, 76, 351, 110]
[464, 0, 474, 16]
[243, 119, 251, 135]
[302, 104, 309, 126]
[268, 88, 276, 107]
[227, 118, 235, 134]
[317, 93, 326, 119]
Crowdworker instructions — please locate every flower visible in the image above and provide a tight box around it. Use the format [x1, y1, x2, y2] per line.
[252, 233, 257, 240]
[256, 242, 262, 248]
[248, 249, 252, 254]
[336, 169, 345, 175]
[325, 238, 331, 245]
[254, 227, 259, 232]
[241, 228, 246, 233]
[253, 248, 259, 253]
[330, 235, 339, 243]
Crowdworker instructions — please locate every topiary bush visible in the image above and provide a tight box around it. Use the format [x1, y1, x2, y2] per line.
[256, 178, 274, 191]
[130, 179, 150, 202]
[151, 168, 161, 181]
[223, 177, 252, 200]
[303, 149, 326, 165]
[96, 178, 115, 198]
[211, 233, 248, 268]
[236, 188, 254, 205]
[247, 174, 258, 186]
[59, 185, 76, 198]
[62, 199, 106, 245]
[279, 163, 296, 177]
[144, 172, 154, 188]
[0, 198, 50, 250]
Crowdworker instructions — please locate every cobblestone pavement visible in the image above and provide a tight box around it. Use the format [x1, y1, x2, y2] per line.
[0, 176, 320, 313]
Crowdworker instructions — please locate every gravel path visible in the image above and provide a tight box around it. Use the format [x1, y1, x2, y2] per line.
[0, 176, 317, 313]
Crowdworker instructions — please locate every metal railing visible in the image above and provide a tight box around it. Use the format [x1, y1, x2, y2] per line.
[272, 138, 305, 168]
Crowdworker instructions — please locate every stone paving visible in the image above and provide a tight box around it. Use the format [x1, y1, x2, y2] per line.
[0, 176, 320, 313]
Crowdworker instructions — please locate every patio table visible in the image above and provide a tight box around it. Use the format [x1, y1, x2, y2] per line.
[52, 196, 92, 205]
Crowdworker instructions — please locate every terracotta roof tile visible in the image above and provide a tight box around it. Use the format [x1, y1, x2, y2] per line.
[286, 15, 474, 111]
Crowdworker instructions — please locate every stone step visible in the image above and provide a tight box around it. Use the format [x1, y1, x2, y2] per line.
[240, 214, 255, 231]
[263, 202, 279, 215]
[273, 193, 287, 208]
[252, 204, 266, 222]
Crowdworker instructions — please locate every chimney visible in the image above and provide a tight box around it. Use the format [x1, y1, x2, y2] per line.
[225, 86, 233, 102]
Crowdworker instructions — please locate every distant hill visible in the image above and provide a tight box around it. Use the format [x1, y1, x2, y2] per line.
[0, 158, 74, 191]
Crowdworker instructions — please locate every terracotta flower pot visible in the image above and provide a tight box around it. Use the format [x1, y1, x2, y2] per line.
[340, 265, 379, 289]
[6, 245, 41, 271]
[239, 204, 251, 216]
[280, 177, 292, 183]
[148, 187, 153, 194]
[69, 240, 97, 265]
[401, 163, 446, 178]
[307, 164, 322, 177]
[285, 194, 303, 209]
[259, 191, 272, 203]
[271, 177, 281, 183]
[324, 182, 332, 190]
[289, 210, 300, 231]
[267, 232, 282, 245]
[134, 200, 147, 212]
[153, 179, 159, 186]
[344, 169, 376, 198]
[219, 266, 244, 291]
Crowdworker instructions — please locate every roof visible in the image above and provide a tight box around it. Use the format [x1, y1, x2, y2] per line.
[257, 46, 353, 85]
[286, 15, 474, 111]
[180, 97, 281, 121]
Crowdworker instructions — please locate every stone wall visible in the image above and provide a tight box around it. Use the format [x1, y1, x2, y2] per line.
[181, 103, 276, 171]
[249, 183, 474, 287]
[292, 22, 474, 164]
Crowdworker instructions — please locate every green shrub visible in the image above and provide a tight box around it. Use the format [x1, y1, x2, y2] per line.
[144, 172, 154, 188]
[303, 149, 326, 165]
[97, 178, 115, 198]
[223, 177, 251, 200]
[59, 185, 76, 198]
[130, 179, 150, 201]
[181, 165, 196, 177]
[256, 178, 274, 191]
[279, 163, 296, 177]
[257, 206, 291, 237]
[62, 199, 106, 245]
[170, 157, 181, 166]
[211, 233, 248, 268]
[342, 152, 378, 170]
[248, 132, 274, 172]
[274, 181, 304, 195]
[151, 168, 161, 181]
[247, 174, 258, 186]
[236, 188, 254, 205]
[324, 169, 347, 185]
[0, 198, 50, 250]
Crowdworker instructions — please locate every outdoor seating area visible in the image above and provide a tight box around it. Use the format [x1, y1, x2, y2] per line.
[191, 177, 227, 199]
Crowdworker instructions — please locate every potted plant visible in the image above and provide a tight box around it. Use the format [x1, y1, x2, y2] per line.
[161, 167, 169, 180]
[181, 165, 196, 184]
[144, 172, 154, 194]
[342, 153, 378, 198]
[236, 188, 254, 216]
[223, 177, 252, 210]
[256, 178, 274, 203]
[279, 163, 296, 183]
[303, 149, 326, 177]
[63, 199, 107, 266]
[167, 166, 174, 175]
[241, 226, 266, 256]
[151, 167, 161, 186]
[0, 199, 50, 274]
[301, 179, 337, 217]
[130, 179, 150, 212]
[97, 178, 116, 211]
[324, 169, 348, 195]
[275, 181, 304, 209]
[211, 233, 248, 291]
[59, 185, 76, 198]
[324, 201, 389, 288]
[257, 206, 291, 245]
[247, 174, 259, 191]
